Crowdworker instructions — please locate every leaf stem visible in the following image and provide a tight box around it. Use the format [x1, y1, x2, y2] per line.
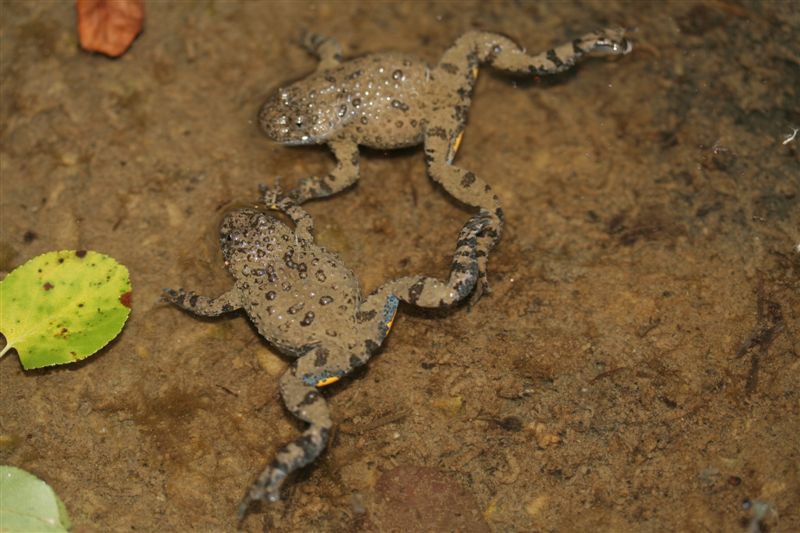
[0, 343, 12, 358]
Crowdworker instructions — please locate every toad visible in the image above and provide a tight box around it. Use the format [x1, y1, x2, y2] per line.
[258, 27, 632, 299]
[164, 186, 491, 519]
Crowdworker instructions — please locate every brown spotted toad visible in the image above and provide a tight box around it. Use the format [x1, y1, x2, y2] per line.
[163, 186, 491, 520]
[258, 28, 632, 299]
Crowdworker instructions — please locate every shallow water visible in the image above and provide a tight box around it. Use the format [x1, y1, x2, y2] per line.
[1, 1, 798, 531]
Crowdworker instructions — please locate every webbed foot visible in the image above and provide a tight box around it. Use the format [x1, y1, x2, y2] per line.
[161, 287, 187, 305]
[258, 179, 290, 209]
[298, 31, 342, 69]
[468, 259, 492, 309]
[237, 465, 286, 522]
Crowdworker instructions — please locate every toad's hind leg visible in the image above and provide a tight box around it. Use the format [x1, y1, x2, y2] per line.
[424, 28, 631, 301]
[435, 27, 631, 89]
[238, 352, 333, 519]
[363, 212, 493, 314]
[424, 131, 503, 302]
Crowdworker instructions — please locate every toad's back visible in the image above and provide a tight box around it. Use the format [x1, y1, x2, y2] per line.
[260, 53, 430, 149]
[238, 234, 363, 355]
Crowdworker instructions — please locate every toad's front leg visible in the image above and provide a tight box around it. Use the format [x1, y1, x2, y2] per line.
[162, 287, 242, 316]
[260, 183, 315, 241]
[285, 139, 361, 204]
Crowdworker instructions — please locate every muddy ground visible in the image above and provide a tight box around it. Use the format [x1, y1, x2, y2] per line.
[1, 1, 798, 532]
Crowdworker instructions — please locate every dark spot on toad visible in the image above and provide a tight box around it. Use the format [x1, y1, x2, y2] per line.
[300, 311, 315, 326]
[43, 282, 54, 291]
[461, 172, 476, 187]
[441, 63, 458, 74]
[76, 250, 87, 258]
[391, 100, 409, 111]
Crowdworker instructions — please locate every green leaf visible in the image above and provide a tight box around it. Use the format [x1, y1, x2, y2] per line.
[0, 465, 72, 532]
[0, 250, 131, 369]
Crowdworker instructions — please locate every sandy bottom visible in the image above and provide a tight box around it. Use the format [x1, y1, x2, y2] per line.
[1, 1, 798, 532]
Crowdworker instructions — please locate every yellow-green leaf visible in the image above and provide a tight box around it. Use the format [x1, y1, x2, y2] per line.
[0, 250, 131, 369]
[0, 465, 72, 532]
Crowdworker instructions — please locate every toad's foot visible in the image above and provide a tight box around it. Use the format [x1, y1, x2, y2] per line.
[299, 31, 343, 70]
[258, 180, 289, 209]
[257, 183, 315, 241]
[281, 140, 361, 205]
[369, 211, 494, 311]
[470, 208, 502, 305]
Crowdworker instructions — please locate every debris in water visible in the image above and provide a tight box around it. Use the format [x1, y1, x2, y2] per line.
[782, 127, 798, 145]
[76, 0, 145, 58]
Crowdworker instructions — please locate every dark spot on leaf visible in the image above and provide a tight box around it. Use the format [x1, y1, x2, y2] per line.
[43, 282, 54, 290]
[23, 230, 37, 243]
[76, 250, 87, 258]
[119, 291, 132, 308]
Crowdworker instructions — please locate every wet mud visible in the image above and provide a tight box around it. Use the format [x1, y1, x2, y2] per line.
[1, 1, 798, 532]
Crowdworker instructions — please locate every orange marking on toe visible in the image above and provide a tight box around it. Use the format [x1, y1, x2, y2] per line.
[452, 131, 464, 157]
[316, 376, 340, 387]
[385, 308, 398, 333]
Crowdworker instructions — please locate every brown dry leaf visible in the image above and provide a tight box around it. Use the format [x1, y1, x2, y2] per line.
[76, 0, 145, 58]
